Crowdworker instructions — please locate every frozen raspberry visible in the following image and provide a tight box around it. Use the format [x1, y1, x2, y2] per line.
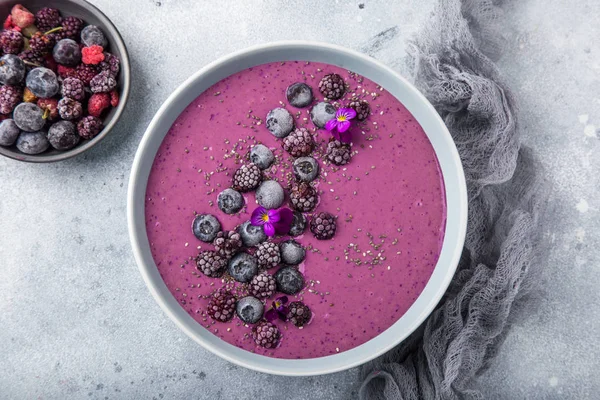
[90, 70, 117, 93]
[232, 163, 262, 192]
[212, 230, 243, 258]
[109, 90, 119, 107]
[326, 139, 352, 166]
[56, 16, 83, 40]
[196, 250, 227, 278]
[37, 98, 59, 120]
[255, 242, 281, 270]
[57, 64, 75, 78]
[74, 64, 98, 85]
[57, 97, 82, 120]
[206, 289, 237, 323]
[287, 301, 312, 327]
[35, 8, 62, 32]
[249, 272, 277, 299]
[252, 321, 281, 349]
[289, 182, 318, 213]
[348, 97, 371, 121]
[318, 73, 346, 100]
[11, 5, 35, 29]
[81, 45, 105, 65]
[61, 77, 85, 101]
[0, 85, 22, 114]
[23, 87, 37, 103]
[282, 127, 315, 157]
[87, 92, 110, 117]
[28, 31, 57, 55]
[77, 115, 103, 139]
[99, 52, 120, 76]
[18, 49, 44, 66]
[0, 29, 23, 54]
[3, 15, 20, 31]
[310, 212, 337, 240]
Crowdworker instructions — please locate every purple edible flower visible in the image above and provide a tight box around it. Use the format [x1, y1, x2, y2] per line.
[325, 108, 356, 143]
[250, 206, 294, 237]
[265, 296, 289, 322]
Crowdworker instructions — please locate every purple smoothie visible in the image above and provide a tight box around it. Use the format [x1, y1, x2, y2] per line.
[145, 61, 446, 359]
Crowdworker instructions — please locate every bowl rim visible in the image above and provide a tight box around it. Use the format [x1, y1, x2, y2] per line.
[127, 41, 468, 376]
[0, 0, 131, 163]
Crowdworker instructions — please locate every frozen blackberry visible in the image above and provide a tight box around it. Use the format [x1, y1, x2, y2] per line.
[252, 321, 281, 349]
[77, 116, 104, 140]
[16, 130, 49, 154]
[237, 221, 267, 248]
[0, 85, 22, 114]
[56, 16, 84, 40]
[318, 73, 346, 100]
[217, 188, 244, 215]
[0, 119, 20, 146]
[90, 70, 117, 93]
[35, 7, 62, 32]
[47, 120, 79, 150]
[282, 128, 314, 157]
[81, 25, 107, 47]
[266, 107, 294, 138]
[286, 82, 313, 108]
[52, 39, 81, 66]
[279, 240, 305, 265]
[228, 252, 259, 283]
[61, 77, 85, 101]
[192, 214, 221, 243]
[289, 182, 318, 212]
[348, 97, 371, 121]
[274, 266, 304, 295]
[57, 97, 83, 120]
[74, 63, 98, 85]
[232, 163, 262, 192]
[288, 211, 307, 237]
[287, 301, 312, 327]
[326, 139, 352, 165]
[255, 242, 281, 270]
[29, 31, 57, 55]
[293, 157, 319, 182]
[0, 54, 26, 85]
[206, 289, 236, 323]
[13, 103, 45, 132]
[18, 49, 44, 66]
[213, 230, 243, 257]
[0, 29, 23, 54]
[99, 52, 120, 77]
[310, 101, 336, 128]
[249, 144, 274, 170]
[26, 67, 59, 98]
[310, 212, 337, 240]
[196, 250, 227, 278]
[236, 296, 264, 324]
[255, 180, 284, 210]
[250, 272, 277, 299]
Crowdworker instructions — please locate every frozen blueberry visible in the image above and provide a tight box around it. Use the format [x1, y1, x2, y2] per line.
[217, 188, 244, 215]
[53, 39, 81, 66]
[16, 131, 49, 154]
[228, 252, 259, 283]
[237, 221, 267, 247]
[255, 180, 284, 209]
[192, 214, 221, 242]
[286, 82, 314, 108]
[48, 121, 79, 151]
[289, 211, 307, 237]
[0, 119, 21, 146]
[310, 102, 336, 128]
[80, 25, 107, 47]
[250, 144, 274, 170]
[274, 266, 304, 295]
[236, 296, 264, 324]
[0, 54, 25, 85]
[279, 240, 306, 265]
[13, 103, 45, 132]
[26, 67, 59, 98]
[293, 157, 319, 182]
[266, 108, 294, 138]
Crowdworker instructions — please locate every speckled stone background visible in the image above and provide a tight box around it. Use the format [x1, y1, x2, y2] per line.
[1, 0, 599, 399]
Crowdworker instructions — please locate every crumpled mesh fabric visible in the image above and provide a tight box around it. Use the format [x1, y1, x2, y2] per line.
[358, 0, 549, 399]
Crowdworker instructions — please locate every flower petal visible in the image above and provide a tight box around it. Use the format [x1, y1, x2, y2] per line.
[278, 306, 289, 320]
[325, 118, 338, 131]
[265, 308, 279, 322]
[337, 120, 351, 133]
[339, 131, 352, 143]
[332, 129, 341, 141]
[250, 207, 267, 226]
[267, 209, 281, 223]
[263, 222, 275, 237]
[342, 108, 357, 119]
[277, 295, 289, 304]
[274, 208, 294, 234]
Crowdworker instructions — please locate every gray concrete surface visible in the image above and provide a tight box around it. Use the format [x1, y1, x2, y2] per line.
[1, 0, 598, 398]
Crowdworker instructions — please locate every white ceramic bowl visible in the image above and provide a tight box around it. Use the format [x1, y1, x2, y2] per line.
[127, 41, 467, 376]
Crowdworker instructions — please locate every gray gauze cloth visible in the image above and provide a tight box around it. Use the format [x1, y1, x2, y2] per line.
[359, 0, 549, 399]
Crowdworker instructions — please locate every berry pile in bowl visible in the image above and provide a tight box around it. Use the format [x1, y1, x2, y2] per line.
[0, 1, 129, 162]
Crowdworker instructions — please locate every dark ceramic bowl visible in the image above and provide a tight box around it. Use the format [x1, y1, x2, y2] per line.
[0, 0, 130, 162]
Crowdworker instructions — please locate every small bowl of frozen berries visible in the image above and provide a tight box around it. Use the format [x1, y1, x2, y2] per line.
[0, 0, 130, 162]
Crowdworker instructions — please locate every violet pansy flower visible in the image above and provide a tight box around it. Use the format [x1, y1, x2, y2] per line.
[265, 295, 289, 322]
[325, 108, 356, 143]
[250, 206, 294, 237]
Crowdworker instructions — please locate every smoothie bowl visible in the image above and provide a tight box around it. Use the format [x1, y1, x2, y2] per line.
[128, 42, 467, 375]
